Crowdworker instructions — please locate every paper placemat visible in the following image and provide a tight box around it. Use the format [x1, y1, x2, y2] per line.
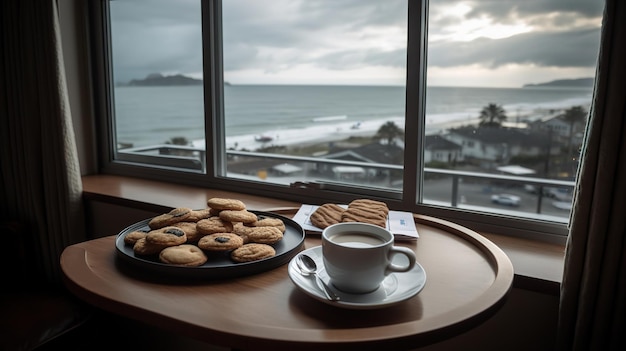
[292, 204, 419, 241]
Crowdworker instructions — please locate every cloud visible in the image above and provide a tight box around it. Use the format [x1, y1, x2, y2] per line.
[221, 0, 407, 72]
[428, 27, 601, 68]
[109, 0, 604, 86]
[110, 0, 203, 82]
[464, 0, 604, 20]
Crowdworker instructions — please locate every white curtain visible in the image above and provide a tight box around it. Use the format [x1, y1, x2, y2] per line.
[0, 0, 85, 284]
[557, 0, 626, 350]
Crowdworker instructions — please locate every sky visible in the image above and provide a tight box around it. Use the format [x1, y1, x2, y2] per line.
[110, 0, 604, 88]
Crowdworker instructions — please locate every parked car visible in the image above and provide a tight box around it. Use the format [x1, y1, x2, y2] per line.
[491, 194, 521, 206]
[546, 187, 573, 201]
[524, 185, 553, 196]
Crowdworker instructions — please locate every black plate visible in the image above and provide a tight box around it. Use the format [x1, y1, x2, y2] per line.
[115, 211, 305, 279]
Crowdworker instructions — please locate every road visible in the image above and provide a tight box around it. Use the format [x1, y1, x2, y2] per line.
[422, 178, 572, 221]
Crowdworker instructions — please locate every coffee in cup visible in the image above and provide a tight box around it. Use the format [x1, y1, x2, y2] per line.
[322, 222, 417, 294]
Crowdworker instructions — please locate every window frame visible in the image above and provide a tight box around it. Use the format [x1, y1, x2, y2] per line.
[90, 0, 571, 244]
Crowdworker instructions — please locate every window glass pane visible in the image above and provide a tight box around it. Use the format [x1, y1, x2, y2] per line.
[221, 0, 408, 189]
[110, 0, 205, 171]
[101, 0, 603, 238]
[424, 0, 603, 222]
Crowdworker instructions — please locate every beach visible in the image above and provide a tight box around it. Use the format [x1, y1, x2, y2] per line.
[114, 84, 594, 151]
[203, 116, 405, 151]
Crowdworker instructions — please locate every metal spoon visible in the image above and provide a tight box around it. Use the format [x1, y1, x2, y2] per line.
[296, 254, 340, 301]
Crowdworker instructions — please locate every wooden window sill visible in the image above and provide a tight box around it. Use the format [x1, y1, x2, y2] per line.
[82, 174, 564, 294]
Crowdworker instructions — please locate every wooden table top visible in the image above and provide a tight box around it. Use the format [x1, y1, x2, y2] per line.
[61, 212, 513, 351]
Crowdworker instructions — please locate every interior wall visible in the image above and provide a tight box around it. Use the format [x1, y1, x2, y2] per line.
[85, 201, 160, 239]
[59, 0, 98, 176]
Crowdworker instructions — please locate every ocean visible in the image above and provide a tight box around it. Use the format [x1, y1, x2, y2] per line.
[113, 84, 594, 150]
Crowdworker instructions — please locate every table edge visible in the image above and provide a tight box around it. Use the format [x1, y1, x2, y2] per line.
[61, 208, 515, 350]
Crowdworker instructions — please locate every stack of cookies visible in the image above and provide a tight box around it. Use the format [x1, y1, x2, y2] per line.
[310, 199, 389, 229]
[124, 198, 285, 267]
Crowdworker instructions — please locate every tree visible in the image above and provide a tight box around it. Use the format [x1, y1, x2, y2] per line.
[164, 137, 191, 156]
[561, 106, 587, 156]
[478, 103, 507, 127]
[166, 136, 190, 145]
[375, 121, 404, 146]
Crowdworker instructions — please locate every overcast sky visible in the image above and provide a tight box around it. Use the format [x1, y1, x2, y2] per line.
[111, 0, 604, 88]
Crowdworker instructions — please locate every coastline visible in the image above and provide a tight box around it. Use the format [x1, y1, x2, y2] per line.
[193, 106, 565, 153]
[115, 85, 593, 150]
[194, 117, 403, 152]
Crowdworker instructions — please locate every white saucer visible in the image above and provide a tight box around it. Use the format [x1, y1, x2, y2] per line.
[288, 246, 426, 309]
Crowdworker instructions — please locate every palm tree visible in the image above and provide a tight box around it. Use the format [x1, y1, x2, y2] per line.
[561, 106, 587, 156]
[375, 121, 404, 146]
[478, 103, 507, 127]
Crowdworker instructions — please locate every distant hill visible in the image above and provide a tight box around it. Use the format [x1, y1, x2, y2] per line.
[127, 73, 202, 86]
[523, 78, 594, 88]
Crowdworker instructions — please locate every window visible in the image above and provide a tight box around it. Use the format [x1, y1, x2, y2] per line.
[94, 0, 603, 241]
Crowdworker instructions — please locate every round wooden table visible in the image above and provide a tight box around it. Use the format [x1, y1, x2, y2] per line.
[61, 211, 513, 351]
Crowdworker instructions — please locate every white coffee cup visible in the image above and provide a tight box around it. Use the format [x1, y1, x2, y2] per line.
[322, 222, 417, 294]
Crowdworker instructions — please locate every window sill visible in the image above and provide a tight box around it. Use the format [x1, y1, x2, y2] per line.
[82, 174, 564, 295]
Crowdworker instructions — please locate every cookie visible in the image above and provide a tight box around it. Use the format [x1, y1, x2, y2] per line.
[172, 221, 203, 243]
[246, 226, 283, 244]
[145, 226, 187, 246]
[206, 198, 246, 211]
[249, 217, 286, 233]
[310, 203, 345, 229]
[186, 208, 213, 222]
[133, 237, 168, 256]
[341, 199, 389, 228]
[197, 216, 234, 235]
[124, 229, 148, 246]
[341, 214, 387, 227]
[219, 209, 258, 224]
[230, 243, 276, 263]
[341, 209, 388, 227]
[148, 207, 193, 229]
[197, 233, 244, 251]
[159, 244, 208, 267]
[342, 206, 387, 221]
[232, 223, 253, 243]
[349, 199, 389, 212]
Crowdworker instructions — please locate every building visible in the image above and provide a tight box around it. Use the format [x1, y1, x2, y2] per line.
[424, 134, 462, 164]
[444, 126, 559, 169]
